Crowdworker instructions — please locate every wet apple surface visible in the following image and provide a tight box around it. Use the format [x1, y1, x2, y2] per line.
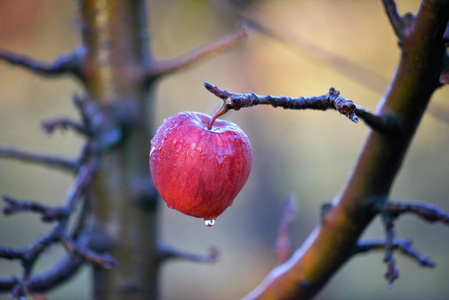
[149, 111, 252, 226]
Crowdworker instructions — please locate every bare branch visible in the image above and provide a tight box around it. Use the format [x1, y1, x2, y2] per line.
[0, 247, 24, 260]
[147, 27, 247, 80]
[354, 107, 402, 135]
[2, 196, 69, 222]
[382, 214, 399, 286]
[158, 242, 218, 264]
[0, 254, 84, 293]
[382, 0, 404, 39]
[276, 195, 298, 263]
[205, 82, 359, 122]
[59, 233, 115, 269]
[205, 82, 402, 135]
[0, 48, 83, 79]
[64, 157, 98, 210]
[42, 118, 88, 136]
[380, 201, 449, 225]
[355, 238, 435, 267]
[0, 147, 78, 172]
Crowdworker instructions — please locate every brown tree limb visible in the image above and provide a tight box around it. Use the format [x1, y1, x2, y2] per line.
[244, 1, 449, 298]
[0, 48, 84, 80]
[354, 107, 402, 135]
[205, 82, 403, 134]
[146, 27, 247, 80]
[382, 0, 405, 39]
[78, 1, 160, 298]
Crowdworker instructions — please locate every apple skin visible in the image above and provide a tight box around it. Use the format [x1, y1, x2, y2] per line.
[149, 111, 252, 222]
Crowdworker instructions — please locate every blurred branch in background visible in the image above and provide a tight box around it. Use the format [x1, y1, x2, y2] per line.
[145, 26, 247, 81]
[0, 95, 114, 298]
[0, 47, 84, 81]
[275, 195, 298, 264]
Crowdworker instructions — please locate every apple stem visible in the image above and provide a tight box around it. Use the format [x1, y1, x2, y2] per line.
[208, 103, 229, 130]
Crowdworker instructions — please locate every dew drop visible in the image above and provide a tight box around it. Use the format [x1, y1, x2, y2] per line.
[217, 156, 225, 164]
[204, 219, 216, 227]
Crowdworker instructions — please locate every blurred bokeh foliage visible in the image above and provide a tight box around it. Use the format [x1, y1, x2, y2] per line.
[0, 1, 448, 299]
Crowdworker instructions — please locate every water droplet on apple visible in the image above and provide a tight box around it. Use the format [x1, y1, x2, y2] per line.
[217, 156, 225, 164]
[204, 219, 216, 227]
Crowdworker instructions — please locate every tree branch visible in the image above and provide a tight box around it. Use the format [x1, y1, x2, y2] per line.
[381, 214, 399, 286]
[0, 255, 85, 294]
[2, 196, 69, 222]
[382, 0, 404, 39]
[146, 27, 247, 80]
[0, 48, 83, 79]
[354, 107, 402, 135]
[59, 233, 116, 269]
[0, 147, 78, 172]
[355, 239, 435, 267]
[244, 1, 449, 298]
[205, 82, 402, 135]
[158, 243, 218, 264]
[275, 195, 298, 263]
[380, 201, 449, 224]
[42, 118, 88, 136]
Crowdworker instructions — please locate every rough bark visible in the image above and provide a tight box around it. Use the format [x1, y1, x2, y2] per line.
[79, 1, 159, 299]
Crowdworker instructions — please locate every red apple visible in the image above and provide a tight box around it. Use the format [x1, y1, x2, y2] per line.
[149, 111, 252, 226]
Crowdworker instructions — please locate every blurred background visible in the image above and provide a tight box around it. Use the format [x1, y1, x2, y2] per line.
[0, 0, 448, 299]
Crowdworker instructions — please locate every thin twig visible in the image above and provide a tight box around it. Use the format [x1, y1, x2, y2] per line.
[72, 95, 93, 135]
[147, 27, 247, 79]
[275, 195, 298, 263]
[382, 0, 404, 39]
[64, 157, 98, 210]
[0, 255, 84, 293]
[42, 118, 88, 136]
[205, 82, 359, 122]
[0, 49, 83, 79]
[382, 214, 399, 286]
[205, 82, 401, 135]
[0, 147, 78, 172]
[355, 239, 435, 267]
[158, 243, 218, 264]
[354, 107, 402, 135]
[381, 201, 449, 224]
[2, 196, 69, 222]
[59, 233, 116, 269]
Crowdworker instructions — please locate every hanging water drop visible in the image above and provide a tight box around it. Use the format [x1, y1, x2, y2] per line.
[204, 219, 216, 227]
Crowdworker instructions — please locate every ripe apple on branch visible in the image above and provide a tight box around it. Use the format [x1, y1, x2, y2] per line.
[149, 111, 252, 226]
[149, 82, 378, 227]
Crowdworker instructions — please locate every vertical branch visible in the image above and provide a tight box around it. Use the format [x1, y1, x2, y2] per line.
[78, 1, 158, 299]
[245, 1, 449, 299]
